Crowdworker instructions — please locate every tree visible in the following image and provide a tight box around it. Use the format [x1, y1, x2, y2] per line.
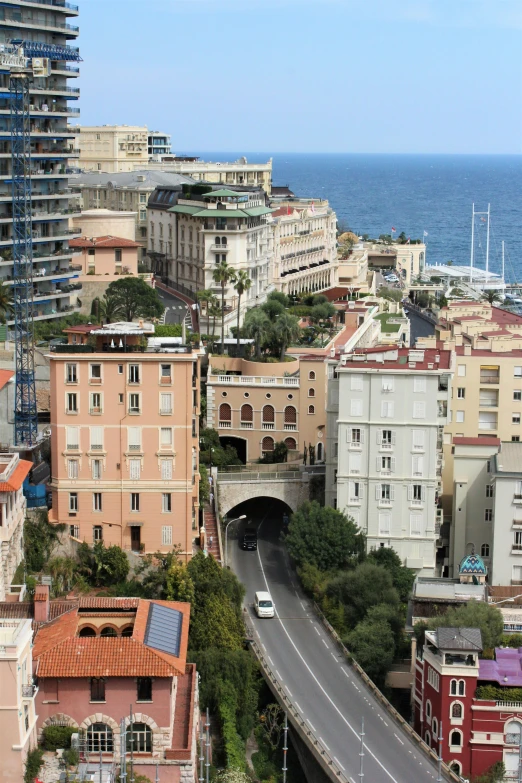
[482, 290, 501, 305]
[367, 547, 415, 603]
[471, 762, 505, 783]
[77, 542, 129, 587]
[0, 285, 13, 323]
[244, 308, 271, 360]
[378, 286, 402, 302]
[425, 601, 503, 651]
[272, 312, 300, 360]
[46, 556, 76, 596]
[285, 501, 366, 571]
[233, 270, 252, 351]
[105, 277, 163, 322]
[346, 614, 395, 685]
[97, 292, 123, 324]
[259, 704, 285, 750]
[267, 290, 289, 308]
[261, 297, 285, 320]
[165, 560, 195, 603]
[213, 260, 236, 355]
[326, 563, 399, 628]
[311, 302, 336, 346]
[197, 288, 218, 338]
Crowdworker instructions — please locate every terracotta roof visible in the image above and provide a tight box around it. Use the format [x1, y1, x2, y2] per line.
[454, 346, 522, 357]
[77, 597, 140, 609]
[33, 608, 79, 659]
[0, 459, 32, 492]
[69, 235, 140, 249]
[0, 369, 14, 391]
[132, 599, 190, 675]
[36, 637, 177, 678]
[271, 206, 295, 218]
[0, 602, 33, 619]
[63, 324, 99, 334]
[453, 437, 501, 447]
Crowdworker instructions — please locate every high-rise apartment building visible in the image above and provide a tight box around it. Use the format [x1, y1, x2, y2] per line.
[0, 453, 32, 600]
[48, 322, 200, 559]
[0, 1, 82, 325]
[148, 130, 171, 157]
[326, 346, 453, 575]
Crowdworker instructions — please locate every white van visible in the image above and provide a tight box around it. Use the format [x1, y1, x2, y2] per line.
[254, 591, 275, 618]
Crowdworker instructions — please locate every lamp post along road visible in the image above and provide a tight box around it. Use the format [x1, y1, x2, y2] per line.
[224, 514, 247, 568]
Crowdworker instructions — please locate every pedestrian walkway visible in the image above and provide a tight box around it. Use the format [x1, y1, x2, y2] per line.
[203, 503, 221, 561]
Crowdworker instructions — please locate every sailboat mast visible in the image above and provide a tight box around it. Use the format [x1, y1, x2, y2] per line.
[470, 203, 475, 284]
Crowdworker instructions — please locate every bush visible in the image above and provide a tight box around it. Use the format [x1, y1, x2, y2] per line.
[24, 747, 44, 783]
[218, 682, 246, 770]
[42, 725, 76, 750]
[62, 747, 80, 767]
[476, 685, 522, 702]
[154, 323, 182, 337]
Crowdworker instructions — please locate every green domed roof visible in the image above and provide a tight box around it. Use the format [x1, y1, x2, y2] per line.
[459, 552, 488, 576]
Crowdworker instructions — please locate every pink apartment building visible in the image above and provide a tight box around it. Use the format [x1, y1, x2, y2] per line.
[70, 235, 140, 276]
[48, 322, 200, 558]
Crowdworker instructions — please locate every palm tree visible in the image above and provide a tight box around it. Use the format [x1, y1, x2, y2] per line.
[233, 270, 252, 352]
[482, 290, 501, 305]
[244, 308, 271, 361]
[209, 299, 221, 343]
[212, 260, 236, 355]
[0, 285, 13, 324]
[273, 312, 300, 361]
[98, 292, 122, 324]
[197, 288, 216, 338]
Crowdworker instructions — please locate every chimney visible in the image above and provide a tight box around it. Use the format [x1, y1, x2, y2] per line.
[34, 584, 50, 623]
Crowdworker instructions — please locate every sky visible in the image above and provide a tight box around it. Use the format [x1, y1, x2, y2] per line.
[78, 0, 522, 154]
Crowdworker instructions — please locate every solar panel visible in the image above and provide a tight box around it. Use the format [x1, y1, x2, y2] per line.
[144, 603, 183, 658]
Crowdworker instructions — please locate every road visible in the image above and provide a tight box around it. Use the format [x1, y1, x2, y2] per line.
[230, 505, 442, 783]
[156, 287, 191, 324]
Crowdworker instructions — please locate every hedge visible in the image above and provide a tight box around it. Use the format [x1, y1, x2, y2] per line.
[218, 683, 246, 770]
[476, 685, 522, 702]
[41, 725, 76, 750]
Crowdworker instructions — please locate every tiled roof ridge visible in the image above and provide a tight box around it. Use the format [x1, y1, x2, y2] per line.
[33, 607, 79, 659]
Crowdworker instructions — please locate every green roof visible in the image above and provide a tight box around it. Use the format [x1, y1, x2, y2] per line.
[192, 209, 249, 218]
[244, 206, 274, 217]
[375, 313, 402, 333]
[203, 188, 246, 199]
[168, 205, 201, 215]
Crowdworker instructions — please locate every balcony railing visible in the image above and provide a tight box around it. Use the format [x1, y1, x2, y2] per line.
[21, 684, 36, 699]
[240, 422, 253, 429]
[212, 374, 299, 387]
[218, 420, 231, 428]
[480, 375, 500, 384]
[262, 423, 274, 430]
[478, 422, 497, 431]
[284, 424, 297, 431]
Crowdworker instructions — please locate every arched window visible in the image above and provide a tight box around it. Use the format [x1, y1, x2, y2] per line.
[450, 679, 457, 696]
[424, 731, 431, 746]
[284, 406, 297, 424]
[426, 700, 431, 719]
[449, 730, 462, 748]
[284, 437, 297, 451]
[450, 762, 462, 775]
[219, 403, 231, 425]
[78, 626, 96, 638]
[505, 720, 522, 745]
[458, 680, 465, 696]
[262, 405, 275, 425]
[317, 442, 324, 462]
[308, 371, 316, 380]
[87, 723, 113, 753]
[221, 237, 227, 247]
[121, 626, 133, 637]
[308, 387, 315, 398]
[240, 404, 253, 426]
[481, 543, 490, 557]
[100, 626, 117, 637]
[432, 717, 438, 738]
[308, 405, 315, 415]
[262, 437, 274, 453]
[127, 722, 152, 753]
[215, 237, 221, 246]
[451, 702, 463, 719]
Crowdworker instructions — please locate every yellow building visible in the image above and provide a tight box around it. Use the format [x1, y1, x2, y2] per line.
[77, 125, 150, 172]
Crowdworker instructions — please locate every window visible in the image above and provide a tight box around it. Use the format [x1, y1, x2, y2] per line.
[66, 426, 79, 450]
[426, 700, 431, 719]
[284, 406, 297, 425]
[515, 367, 522, 378]
[351, 481, 362, 500]
[129, 364, 140, 384]
[67, 460, 78, 479]
[240, 404, 253, 426]
[66, 392, 78, 413]
[93, 493, 102, 512]
[428, 668, 440, 691]
[162, 493, 172, 513]
[92, 460, 102, 480]
[451, 702, 463, 719]
[160, 393, 172, 414]
[126, 723, 152, 753]
[308, 370, 316, 381]
[93, 525, 103, 542]
[66, 363, 77, 383]
[160, 364, 172, 383]
[410, 514, 422, 536]
[350, 399, 363, 416]
[129, 459, 141, 480]
[512, 412, 521, 424]
[349, 453, 362, 474]
[481, 543, 490, 557]
[115, 249, 122, 265]
[485, 509, 493, 522]
[515, 391, 522, 402]
[87, 722, 113, 752]
[69, 493, 78, 512]
[432, 717, 438, 738]
[381, 401, 394, 418]
[412, 430, 425, 451]
[455, 410, 464, 423]
[129, 393, 141, 413]
[412, 455, 424, 477]
[457, 365, 466, 377]
[118, 364, 123, 374]
[449, 731, 462, 748]
[90, 426, 103, 451]
[219, 403, 231, 425]
[457, 387, 465, 399]
[261, 436, 274, 453]
[350, 374, 363, 391]
[513, 436, 521, 442]
[413, 401, 426, 419]
[412, 484, 423, 502]
[161, 526, 173, 546]
[284, 437, 297, 450]
[382, 376, 394, 392]
[128, 427, 141, 451]
[160, 427, 173, 447]
[262, 405, 275, 426]
[381, 430, 393, 446]
[308, 405, 315, 414]
[137, 678, 152, 702]
[308, 387, 315, 398]
[119, 394, 124, 404]
[505, 720, 522, 745]
[414, 377, 426, 393]
[381, 456, 392, 472]
[90, 364, 101, 382]
[90, 393, 102, 413]
[379, 483, 392, 501]
[450, 679, 465, 696]
[161, 459, 172, 480]
[131, 493, 140, 512]
[351, 428, 362, 445]
[378, 512, 391, 535]
[486, 485, 494, 498]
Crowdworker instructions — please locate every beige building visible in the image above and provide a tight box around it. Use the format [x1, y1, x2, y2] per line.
[367, 241, 426, 286]
[269, 201, 339, 295]
[142, 156, 272, 195]
[0, 618, 38, 783]
[77, 125, 149, 172]
[337, 243, 373, 293]
[69, 235, 140, 276]
[0, 454, 32, 601]
[72, 208, 137, 242]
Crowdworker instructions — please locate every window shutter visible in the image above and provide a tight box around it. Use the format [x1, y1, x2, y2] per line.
[161, 459, 173, 480]
[359, 484, 364, 499]
[421, 486, 427, 502]
[391, 457, 396, 472]
[66, 426, 79, 448]
[390, 485, 395, 500]
[391, 431, 396, 445]
[351, 374, 363, 391]
[376, 431, 382, 444]
[161, 393, 172, 413]
[90, 426, 103, 449]
[350, 399, 362, 416]
[130, 459, 141, 480]
[375, 484, 381, 500]
[68, 460, 78, 479]
[413, 401, 426, 419]
[360, 430, 365, 444]
[162, 525, 173, 546]
[376, 457, 381, 472]
[128, 427, 140, 448]
[407, 485, 413, 501]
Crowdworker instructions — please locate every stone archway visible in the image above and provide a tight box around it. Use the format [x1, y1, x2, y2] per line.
[124, 712, 167, 760]
[39, 713, 78, 741]
[80, 713, 120, 758]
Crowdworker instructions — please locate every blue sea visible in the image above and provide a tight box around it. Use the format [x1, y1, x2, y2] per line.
[194, 153, 522, 282]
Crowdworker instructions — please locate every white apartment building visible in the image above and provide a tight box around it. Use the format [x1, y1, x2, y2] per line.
[452, 440, 522, 586]
[269, 201, 338, 295]
[148, 186, 273, 334]
[142, 156, 272, 195]
[326, 346, 453, 575]
[0, 454, 32, 601]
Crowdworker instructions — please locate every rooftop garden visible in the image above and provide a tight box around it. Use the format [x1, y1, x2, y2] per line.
[374, 312, 402, 333]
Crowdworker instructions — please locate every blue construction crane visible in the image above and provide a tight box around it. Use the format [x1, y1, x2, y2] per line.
[0, 42, 81, 447]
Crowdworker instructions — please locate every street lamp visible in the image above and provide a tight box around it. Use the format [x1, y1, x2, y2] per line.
[224, 514, 247, 568]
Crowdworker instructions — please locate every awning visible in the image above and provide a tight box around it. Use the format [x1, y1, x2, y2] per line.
[127, 521, 144, 527]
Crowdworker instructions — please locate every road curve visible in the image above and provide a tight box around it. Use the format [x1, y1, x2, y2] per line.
[229, 505, 442, 783]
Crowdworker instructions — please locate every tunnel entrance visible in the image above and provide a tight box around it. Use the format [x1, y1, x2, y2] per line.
[219, 435, 247, 464]
[224, 497, 293, 561]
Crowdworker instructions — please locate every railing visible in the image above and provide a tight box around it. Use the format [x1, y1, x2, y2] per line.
[21, 684, 36, 699]
[513, 545, 522, 552]
[211, 374, 299, 387]
[479, 400, 498, 408]
[219, 471, 302, 482]
[218, 420, 231, 428]
[262, 422, 274, 430]
[284, 424, 297, 431]
[16, 0, 79, 9]
[478, 422, 497, 431]
[240, 421, 253, 429]
[479, 375, 500, 384]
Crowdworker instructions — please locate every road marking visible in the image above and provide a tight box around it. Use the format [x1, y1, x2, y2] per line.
[262, 643, 267, 651]
[319, 737, 330, 751]
[322, 639, 329, 648]
[331, 652, 339, 662]
[276, 670, 283, 681]
[255, 517, 404, 783]
[300, 600, 306, 610]
[314, 626, 321, 636]
[306, 718, 317, 732]
[285, 686, 293, 698]
[295, 702, 303, 713]
[395, 734, 404, 745]
[333, 757, 346, 772]
[294, 589, 299, 598]
[341, 669, 350, 678]
[268, 656, 274, 665]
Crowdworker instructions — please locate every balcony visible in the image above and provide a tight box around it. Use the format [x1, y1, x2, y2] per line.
[512, 545, 522, 554]
[22, 684, 37, 699]
[240, 421, 253, 429]
[284, 424, 297, 431]
[211, 374, 299, 388]
[262, 423, 274, 430]
[218, 420, 231, 428]
[480, 374, 499, 385]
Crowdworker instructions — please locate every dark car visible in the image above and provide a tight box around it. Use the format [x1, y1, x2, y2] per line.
[242, 527, 257, 551]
